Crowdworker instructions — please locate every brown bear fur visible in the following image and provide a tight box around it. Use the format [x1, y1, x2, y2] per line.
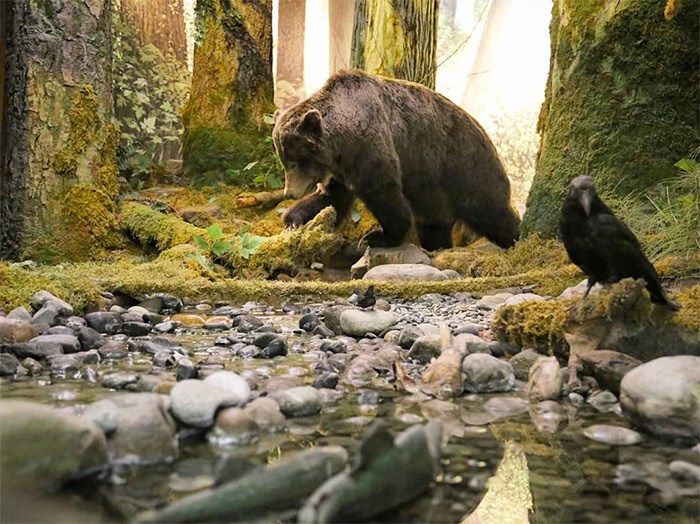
[272, 70, 521, 250]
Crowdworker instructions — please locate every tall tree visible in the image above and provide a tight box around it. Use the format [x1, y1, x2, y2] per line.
[522, 0, 699, 236]
[351, 0, 439, 89]
[120, 0, 188, 61]
[329, 0, 355, 73]
[275, 0, 306, 108]
[1, 0, 119, 261]
[182, 0, 274, 180]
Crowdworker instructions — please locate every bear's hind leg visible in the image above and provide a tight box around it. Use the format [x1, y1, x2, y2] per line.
[417, 224, 453, 251]
[283, 178, 353, 229]
[458, 203, 520, 249]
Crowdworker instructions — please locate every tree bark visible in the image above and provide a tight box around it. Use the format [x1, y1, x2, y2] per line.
[329, 0, 355, 73]
[351, 0, 439, 89]
[522, 0, 700, 237]
[0, 0, 116, 261]
[275, 0, 306, 107]
[120, 0, 188, 61]
[182, 0, 274, 179]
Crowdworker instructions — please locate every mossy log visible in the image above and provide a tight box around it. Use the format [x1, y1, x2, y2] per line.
[522, 0, 700, 236]
[182, 0, 274, 179]
[1, 0, 116, 260]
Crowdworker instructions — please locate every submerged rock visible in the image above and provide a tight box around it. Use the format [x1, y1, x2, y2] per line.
[527, 356, 562, 401]
[462, 354, 515, 393]
[583, 424, 643, 445]
[620, 356, 700, 439]
[0, 400, 107, 492]
[270, 386, 322, 417]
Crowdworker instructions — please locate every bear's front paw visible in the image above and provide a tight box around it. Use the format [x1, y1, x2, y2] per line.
[282, 208, 308, 229]
[358, 229, 402, 250]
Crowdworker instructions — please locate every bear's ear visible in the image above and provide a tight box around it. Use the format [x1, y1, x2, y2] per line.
[299, 109, 323, 136]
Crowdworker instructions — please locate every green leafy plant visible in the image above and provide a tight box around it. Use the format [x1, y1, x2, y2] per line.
[240, 231, 267, 259]
[191, 224, 233, 271]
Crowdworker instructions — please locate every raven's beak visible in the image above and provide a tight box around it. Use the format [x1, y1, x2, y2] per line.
[580, 191, 592, 216]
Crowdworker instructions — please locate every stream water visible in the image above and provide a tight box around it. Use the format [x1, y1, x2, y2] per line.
[1, 311, 698, 523]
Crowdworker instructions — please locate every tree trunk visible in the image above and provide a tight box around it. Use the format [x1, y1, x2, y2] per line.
[522, 0, 700, 237]
[182, 0, 274, 180]
[351, 0, 439, 89]
[0, 0, 118, 261]
[120, 0, 188, 61]
[275, 0, 306, 108]
[329, 0, 355, 73]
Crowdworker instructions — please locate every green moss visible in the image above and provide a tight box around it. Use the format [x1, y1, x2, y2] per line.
[523, 0, 700, 236]
[493, 299, 573, 354]
[53, 85, 102, 178]
[94, 123, 120, 197]
[673, 284, 700, 332]
[120, 202, 206, 250]
[432, 243, 513, 277]
[62, 184, 124, 256]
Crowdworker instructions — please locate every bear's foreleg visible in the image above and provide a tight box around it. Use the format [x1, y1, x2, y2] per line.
[416, 223, 453, 251]
[283, 178, 354, 229]
[357, 179, 413, 248]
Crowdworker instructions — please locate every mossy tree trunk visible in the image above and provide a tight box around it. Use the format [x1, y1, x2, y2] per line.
[351, 0, 439, 89]
[275, 0, 306, 108]
[522, 0, 700, 237]
[0, 0, 119, 262]
[182, 0, 274, 182]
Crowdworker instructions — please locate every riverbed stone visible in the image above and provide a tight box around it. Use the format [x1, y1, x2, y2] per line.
[0, 353, 21, 376]
[243, 397, 286, 429]
[407, 335, 442, 364]
[259, 338, 288, 358]
[98, 340, 128, 359]
[235, 315, 263, 333]
[76, 326, 105, 350]
[270, 386, 322, 417]
[170, 313, 206, 327]
[0, 318, 39, 344]
[583, 424, 643, 445]
[476, 293, 513, 310]
[211, 408, 259, 443]
[620, 356, 700, 439]
[6, 307, 33, 323]
[121, 322, 152, 337]
[527, 356, 562, 401]
[29, 334, 81, 354]
[108, 393, 178, 463]
[0, 400, 107, 491]
[102, 372, 139, 390]
[83, 399, 120, 434]
[339, 309, 396, 337]
[170, 373, 250, 428]
[363, 263, 447, 281]
[577, 350, 642, 394]
[176, 357, 198, 381]
[31, 291, 73, 316]
[462, 354, 515, 393]
[85, 312, 123, 334]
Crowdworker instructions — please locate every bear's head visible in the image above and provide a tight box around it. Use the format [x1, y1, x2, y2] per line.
[272, 108, 332, 199]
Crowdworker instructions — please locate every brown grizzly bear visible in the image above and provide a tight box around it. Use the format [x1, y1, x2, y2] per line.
[272, 71, 520, 250]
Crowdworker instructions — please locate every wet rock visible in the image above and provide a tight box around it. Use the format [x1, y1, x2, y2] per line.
[620, 356, 700, 439]
[454, 323, 482, 336]
[313, 372, 339, 389]
[108, 393, 178, 463]
[210, 408, 259, 444]
[252, 333, 278, 348]
[483, 397, 530, 420]
[121, 322, 152, 337]
[527, 356, 562, 401]
[170, 313, 206, 327]
[669, 461, 700, 483]
[397, 326, 423, 349]
[4, 342, 61, 360]
[102, 372, 139, 390]
[236, 315, 263, 333]
[0, 400, 107, 491]
[568, 392, 585, 407]
[170, 372, 250, 428]
[577, 350, 642, 394]
[20, 357, 42, 376]
[45, 326, 74, 336]
[320, 305, 348, 335]
[153, 350, 176, 368]
[455, 333, 490, 354]
[476, 293, 513, 310]
[31, 291, 73, 317]
[587, 390, 618, 411]
[48, 352, 97, 376]
[508, 349, 542, 381]
[154, 321, 176, 333]
[176, 358, 198, 381]
[488, 341, 520, 358]
[0, 353, 21, 376]
[299, 313, 320, 332]
[76, 326, 105, 350]
[204, 316, 233, 330]
[270, 386, 322, 417]
[530, 400, 566, 433]
[462, 354, 515, 393]
[138, 296, 164, 313]
[243, 397, 286, 430]
[85, 312, 123, 334]
[6, 307, 33, 323]
[63, 316, 87, 330]
[583, 424, 643, 445]
[320, 339, 347, 354]
[128, 339, 175, 355]
[29, 334, 80, 354]
[0, 318, 39, 344]
[83, 399, 119, 434]
[363, 263, 448, 281]
[259, 338, 288, 358]
[339, 309, 396, 337]
[212, 305, 242, 317]
[234, 345, 261, 358]
[98, 340, 128, 359]
[313, 325, 335, 337]
[407, 335, 442, 364]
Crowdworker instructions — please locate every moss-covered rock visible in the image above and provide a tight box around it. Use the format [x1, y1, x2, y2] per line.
[523, 0, 700, 236]
[120, 201, 206, 250]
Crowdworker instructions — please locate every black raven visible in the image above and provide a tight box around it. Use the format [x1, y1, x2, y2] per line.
[559, 175, 681, 310]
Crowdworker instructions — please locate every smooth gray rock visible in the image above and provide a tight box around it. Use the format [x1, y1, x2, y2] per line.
[170, 373, 250, 428]
[76, 326, 105, 350]
[243, 397, 286, 430]
[527, 356, 562, 401]
[363, 264, 447, 281]
[28, 334, 80, 354]
[83, 399, 120, 434]
[0, 353, 21, 376]
[31, 291, 73, 316]
[339, 309, 396, 337]
[270, 386, 322, 417]
[351, 244, 431, 279]
[462, 354, 515, 393]
[6, 307, 32, 323]
[407, 335, 442, 364]
[85, 312, 123, 334]
[102, 372, 139, 390]
[583, 424, 643, 445]
[0, 400, 107, 491]
[621, 356, 700, 439]
[509, 349, 542, 381]
[476, 293, 514, 310]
